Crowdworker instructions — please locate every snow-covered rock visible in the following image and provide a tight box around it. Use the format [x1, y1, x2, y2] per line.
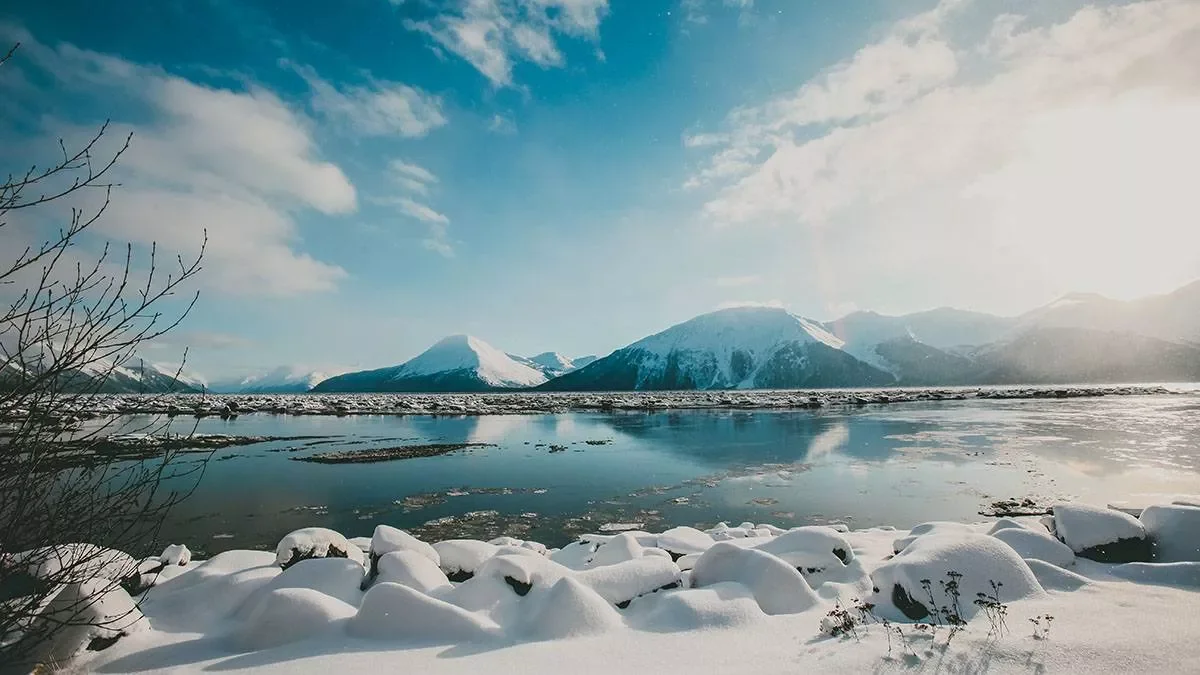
[348, 582, 501, 643]
[276, 528, 365, 569]
[33, 579, 148, 663]
[991, 527, 1076, 567]
[637, 582, 767, 631]
[370, 525, 440, 565]
[519, 577, 624, 640]
[138, 550, 279, 631]
[14, 543, 139, 585]
[232, 587, 355, 651]
[575, 557, 682, 607]
[1051, 504, 1151, 563]
[690, 542, 819, 615]
[1140, 504, 1200, 563]
[656, 526, 715, 558]
[375, 550, 452, 594]
[238, 557, 365, 620]
[160, 544, 191, 567]
[893, 522, 976, 554]
[433, 539, 501, 580]
[871, 533, 1045, 621]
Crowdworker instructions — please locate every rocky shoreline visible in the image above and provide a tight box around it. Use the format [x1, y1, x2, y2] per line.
[64, 384, 1178, 418]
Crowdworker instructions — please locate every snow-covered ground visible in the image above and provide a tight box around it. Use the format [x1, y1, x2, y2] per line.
[39, 500, 1200, 674]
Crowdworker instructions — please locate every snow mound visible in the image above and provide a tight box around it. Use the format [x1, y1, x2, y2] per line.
[893, 522, 975, 553]
[587, 531, 671, 567]
[871, 533, 1046, 621]
[35, 579, 148, 664]
[1109, 562, 1200, 589]
[238, 558, 365, 620]
[375, 550, 452, 594]
[991, 527, 1076, 567]
[15, 543, 138, 584]
[1051, 503, 1151, 562]
[575, 557, 682, 607]
[985, 518, 1029, 535]
[637, 582, 767, 632]
[520, 576, 624, 640]
[1140, 504, 1200, 563]
[756, 526, 855, 567]
[371, 525, 439, 564]
[232, 587, 355, 651]
[276, 527, 365, 569]
[1024, 559, 1091, 592]
[433, 539, 500, 579]
[349, 582, 501, 643]
[690, 542, 819, 615]
[137, 551, 279, 632]
[657, 526, 716, 557]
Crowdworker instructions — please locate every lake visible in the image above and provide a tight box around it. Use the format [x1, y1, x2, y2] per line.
[105, 392, 1200, 555]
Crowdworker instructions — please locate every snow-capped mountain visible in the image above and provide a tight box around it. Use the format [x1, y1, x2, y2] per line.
[209, 367, 343, 394]
[1012, 282, 1200, 345]
[510, 352, 588, 378]
[825, 308, 1014, 371]
[312, 335, 548, 392]
[572, 355, 598, 369]
[540, 307, 893, 391]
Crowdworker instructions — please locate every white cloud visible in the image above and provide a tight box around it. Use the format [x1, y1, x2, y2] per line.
[289, 62, 446, 138]
[688, 0, 1200, 304]
[680, 0, 755, 26]
[714, 274, 761, 287]
[395, 197, 450, 225]
[389, 159, 438, 193]
[2, 27, 357, 296]
[405, 0, 609, 87]
[487, 113, 518, 134]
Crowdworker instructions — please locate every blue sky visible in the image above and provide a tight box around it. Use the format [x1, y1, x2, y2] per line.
[2, 0, 1198, 380]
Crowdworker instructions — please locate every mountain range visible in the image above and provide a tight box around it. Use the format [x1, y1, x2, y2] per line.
[309, 280, 1200, 393]
[28, 281, 1200, 394]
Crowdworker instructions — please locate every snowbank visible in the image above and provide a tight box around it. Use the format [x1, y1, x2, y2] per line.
[232, 587, 356, 651]
[348, 582, 502, 643]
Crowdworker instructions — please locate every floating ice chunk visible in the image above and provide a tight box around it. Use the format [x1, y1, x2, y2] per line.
[1109, 562, 1200, 589]
[520, 577, 624, 640]
[376, 550, 452, 594]
[232, 587, 355, 651]
[1140, 504, 1200, 563]
[1051, 503, 1151, 562]
[657, 526, 715, 557]
[991, 527, 1075, 567]
[238, 557, 365, 620]
[275, 527, 364, 569]
[160, 544, 192, 567]
[637, 582, 766, 632]
[871, 533, 1045, 621]
[349, 582, 501, 643]
[371, 525, 439, 565]
[690, 542, 818, 615]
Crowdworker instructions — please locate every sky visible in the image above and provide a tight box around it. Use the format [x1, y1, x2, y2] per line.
[1, 0, 1198, 382]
